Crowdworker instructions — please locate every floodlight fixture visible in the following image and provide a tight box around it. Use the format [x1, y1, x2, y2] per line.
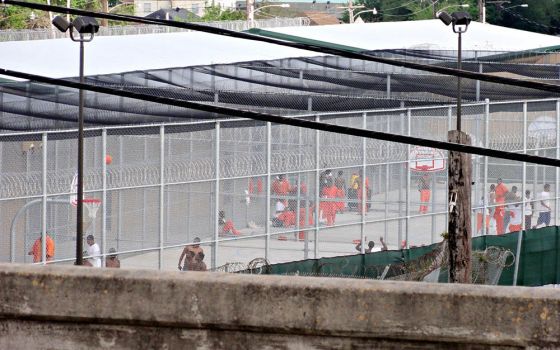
[436, 11, 453, 26]
[451, 11, 471, 33]
[72, 16, 99, 35]
[52, 15, 71, 33]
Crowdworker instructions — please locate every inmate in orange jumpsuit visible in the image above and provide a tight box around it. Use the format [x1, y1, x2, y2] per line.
[494, 182, 509, 235]
[356, 177, 370, 214]
[29, 235, 55, 263]
[321, 185, 338, 226]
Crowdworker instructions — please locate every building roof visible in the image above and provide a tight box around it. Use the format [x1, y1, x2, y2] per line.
[302, 11, 341, 26]
[146, 8, 200, 21]
[2, 20, 560, 80]
[266, 20, 560, 52]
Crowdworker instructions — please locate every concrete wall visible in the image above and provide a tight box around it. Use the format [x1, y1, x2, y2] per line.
[1, 263, 560, 349]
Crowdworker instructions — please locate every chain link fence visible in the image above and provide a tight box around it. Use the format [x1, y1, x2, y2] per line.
[1, 97, 560, 271]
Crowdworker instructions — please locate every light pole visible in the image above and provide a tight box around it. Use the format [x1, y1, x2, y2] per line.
[52, 15, 99, 266]
[337, 4, 365, 23]
[437, 10, 472, 283]
[248, 3, 290, 27]
[352, 8, 377, 23]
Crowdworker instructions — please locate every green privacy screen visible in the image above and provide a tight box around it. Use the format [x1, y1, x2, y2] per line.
[261, 226, 560, 286]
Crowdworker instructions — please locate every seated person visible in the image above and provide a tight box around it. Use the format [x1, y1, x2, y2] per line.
[272, 206, 297, 227]
[219, 210, 240, 236]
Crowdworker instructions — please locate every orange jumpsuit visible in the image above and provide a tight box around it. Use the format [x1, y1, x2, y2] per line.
[494, 183, 509, 235]
[418, 175, 431, 214]
[221, 220, 240, 236]
[356, 178, 370, 214]
[321, 185, 338, 226]
[30, 235, 55, 263]
[278, 210, 296, 227]
[336, 187, 345, 212]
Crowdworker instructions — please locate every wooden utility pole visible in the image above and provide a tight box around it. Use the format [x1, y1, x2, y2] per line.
[448, 130, 472, 283]
[478, 0, 485, 22]
[101, 0, 109, 27]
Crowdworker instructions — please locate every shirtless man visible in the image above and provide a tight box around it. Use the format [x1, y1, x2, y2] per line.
[190, 252, 207, 272]
[178, 237, 203, 271]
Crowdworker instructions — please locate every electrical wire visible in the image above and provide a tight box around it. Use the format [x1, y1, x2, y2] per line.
[1, 67, 559, 168]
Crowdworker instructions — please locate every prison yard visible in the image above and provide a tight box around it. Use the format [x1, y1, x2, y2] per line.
[2, 1, 560, 348]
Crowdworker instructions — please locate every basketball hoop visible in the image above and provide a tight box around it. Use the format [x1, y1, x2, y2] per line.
[83, 198, 101, 220]
[409, 146, 446, 172]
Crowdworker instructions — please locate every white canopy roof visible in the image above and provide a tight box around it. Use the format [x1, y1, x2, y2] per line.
[1, 20, 560, 79]
[269, 20, 560, 51]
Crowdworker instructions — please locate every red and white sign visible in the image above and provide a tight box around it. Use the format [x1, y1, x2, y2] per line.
[409, 146, 445, 172]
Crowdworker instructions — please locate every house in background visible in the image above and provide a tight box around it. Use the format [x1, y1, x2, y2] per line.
[146, 7, 201, 21]
[134, 0, 206, 17]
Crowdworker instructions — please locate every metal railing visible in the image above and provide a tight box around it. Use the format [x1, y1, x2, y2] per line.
[0, 17, 310, 42]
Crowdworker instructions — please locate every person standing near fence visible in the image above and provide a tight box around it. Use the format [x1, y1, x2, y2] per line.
[504, 186, 519, 233]
[86, 235, 101, 267]
[355, 170, 370, 214]
[321, 177, 338, 226]
[525, 190, 534, 229]
[494, 178, 509, 235]
[508, 203, 523, 233]
[417, 173, 431, 214]
[537, 184, 551, 228]
[28, 233, 55, 263]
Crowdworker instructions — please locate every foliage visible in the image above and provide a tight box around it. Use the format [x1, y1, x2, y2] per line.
[201, 5, 245, 21]
[0, 5, 34, 29]
[108, 3, 134, 26]
[345, 0, 560, 35]
[1, 0, 102, 29]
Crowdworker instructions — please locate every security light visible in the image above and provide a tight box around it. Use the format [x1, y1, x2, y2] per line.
[436, 11, 453, 26]
[451, 11, 471, 33]
[72, 16, 100, 34]
[52, 16, 71, 33]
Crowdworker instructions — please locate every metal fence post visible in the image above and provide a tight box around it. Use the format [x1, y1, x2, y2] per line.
[41, 133, 47, 265]
[476, 63, 482, 102]
[159, 125, 165, 270]
[482, 99, 490, 235]
[360, 112, 367, 254]
[406, 109, 411, 249]
[386, 74, 391, 99]
[213, 122, 220, 269]
[385, 115, 390, 242]
[266, 122, 271, 261]
[513, 102, 528, 286]
[102, 129, 107, 267]
[447, 106, 452, 233]
[556, 100, 560, 225]
[314, 115, 320, 258]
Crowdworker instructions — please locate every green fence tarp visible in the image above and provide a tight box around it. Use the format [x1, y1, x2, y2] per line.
[264, 226, 560, 286]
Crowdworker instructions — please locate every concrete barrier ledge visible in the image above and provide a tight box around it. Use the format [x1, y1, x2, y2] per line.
[0, 264, 559, 349]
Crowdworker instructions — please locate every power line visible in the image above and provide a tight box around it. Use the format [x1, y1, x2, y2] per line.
[1, 67, 559, 168]
[3, 0, 560, 95]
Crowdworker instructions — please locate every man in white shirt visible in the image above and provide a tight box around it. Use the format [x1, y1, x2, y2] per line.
[86, 234, 102, 267]
[537, 184, 551, 228]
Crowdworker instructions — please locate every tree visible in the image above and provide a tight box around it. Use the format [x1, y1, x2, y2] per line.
[201, 5, 245, 21]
